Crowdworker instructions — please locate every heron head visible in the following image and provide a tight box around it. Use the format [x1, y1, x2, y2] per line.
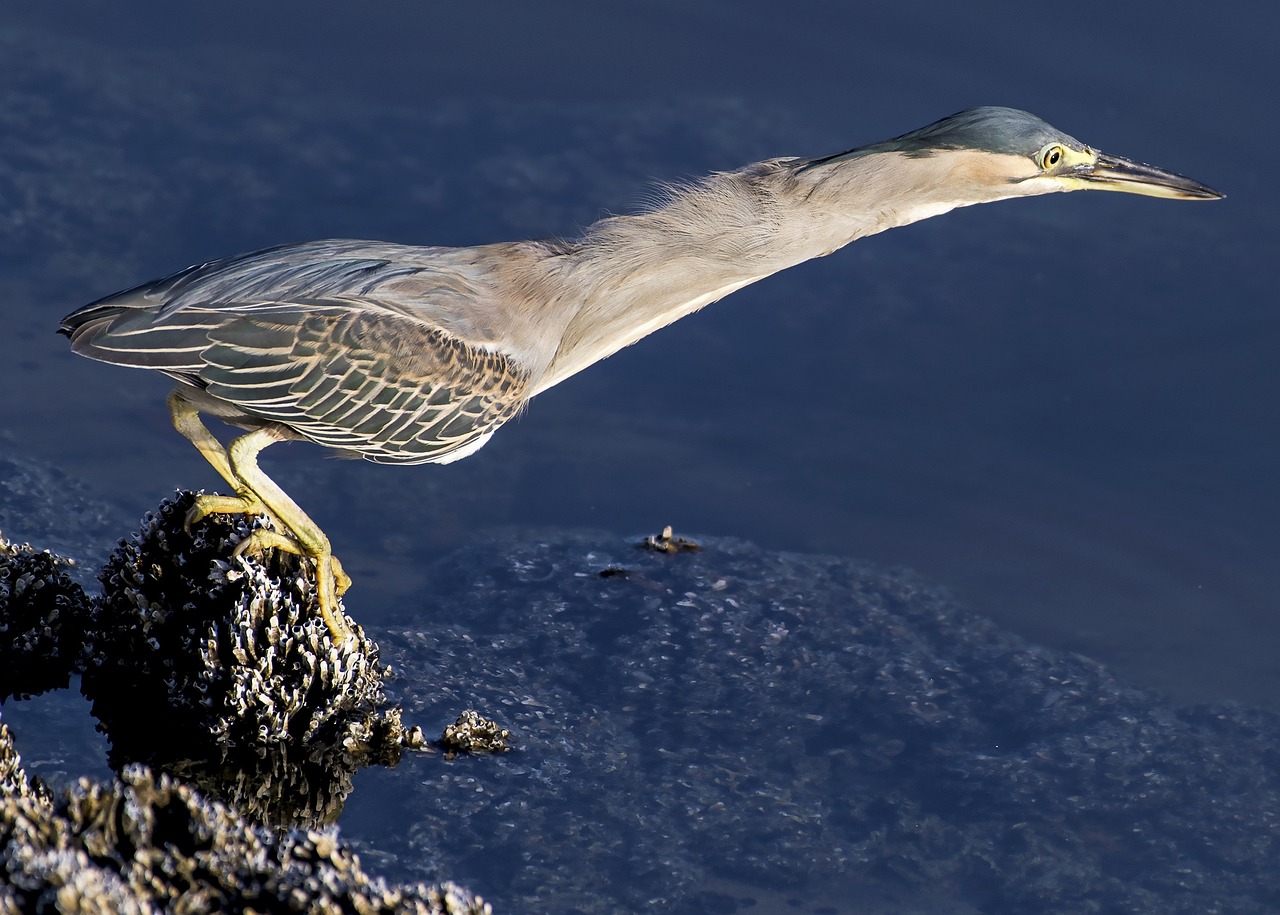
[889, 106, 1223, 201]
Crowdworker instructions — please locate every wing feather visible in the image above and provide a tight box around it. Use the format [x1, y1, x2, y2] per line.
[59, 240, 538, 464]
[197, 308, 530, 463]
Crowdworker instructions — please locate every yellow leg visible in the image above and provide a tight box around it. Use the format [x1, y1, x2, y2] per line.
[168, 391, 256, 496]
[223, 428, 348, 640]
[168, 390, 266, 524]
[166, 389, 351, 641]
[234, 529, 352, 596]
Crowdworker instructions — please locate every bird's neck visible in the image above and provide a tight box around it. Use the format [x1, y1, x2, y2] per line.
[531, 152, 1000, 394]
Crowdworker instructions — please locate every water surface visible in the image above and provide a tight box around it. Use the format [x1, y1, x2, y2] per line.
[0, 1, 1274, 910]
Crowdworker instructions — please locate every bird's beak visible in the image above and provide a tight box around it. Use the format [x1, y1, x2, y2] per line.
[1063, 152, 1223, 200]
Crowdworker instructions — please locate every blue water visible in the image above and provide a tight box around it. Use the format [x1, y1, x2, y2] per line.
[1, 0, 1274, 909]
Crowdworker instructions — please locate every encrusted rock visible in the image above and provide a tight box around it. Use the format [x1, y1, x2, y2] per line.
[0, 720, 50, 809]
[0, 535, 92, 700]
[0, 718, 489, 915]
[439, 710, 512, 758]
[79, 492, 401, 826]
[1, 493, 492, 909]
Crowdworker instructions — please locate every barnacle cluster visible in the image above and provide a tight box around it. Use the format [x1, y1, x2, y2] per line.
[0, 491, 502, 908]
[78, 492, 404, 825]
[0, 721, 46, 807]
[439, 709, 512, 758]
[0, 535, 91, 700]
[0, 721, 489, 914]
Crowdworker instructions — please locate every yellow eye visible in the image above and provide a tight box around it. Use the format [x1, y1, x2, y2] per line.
[1041, 145, 1064, 169]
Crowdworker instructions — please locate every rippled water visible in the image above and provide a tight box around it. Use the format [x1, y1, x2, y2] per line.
[1, 1, 1274, 911]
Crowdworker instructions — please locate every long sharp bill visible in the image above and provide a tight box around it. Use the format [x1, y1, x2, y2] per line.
[1069, 152, 1224, 200]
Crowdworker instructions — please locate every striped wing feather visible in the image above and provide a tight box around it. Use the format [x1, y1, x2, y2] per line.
[61, 242, 535, 464]
[198, 305, 530, 464]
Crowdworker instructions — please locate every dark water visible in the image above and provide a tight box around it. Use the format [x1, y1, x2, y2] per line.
[0, 0, 1275, 909]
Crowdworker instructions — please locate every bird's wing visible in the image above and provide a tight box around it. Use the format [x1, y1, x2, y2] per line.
[197, 303, 531, 464]
[61, 241, 535, 464]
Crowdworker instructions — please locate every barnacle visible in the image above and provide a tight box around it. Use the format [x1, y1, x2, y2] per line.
[0, 535, 92, 700]
[439, 709, 512, 758]
[78, 492, 408, 826]
[0, 724, 489, 915]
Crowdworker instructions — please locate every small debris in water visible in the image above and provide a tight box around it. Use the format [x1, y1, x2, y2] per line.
[640, 525, 701, 554]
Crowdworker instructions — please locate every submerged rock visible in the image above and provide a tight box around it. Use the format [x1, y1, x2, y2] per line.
[0, 453, 126, 586]
[363, 531, 1280, 915]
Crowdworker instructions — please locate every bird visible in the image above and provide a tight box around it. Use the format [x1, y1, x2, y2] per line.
[60, 106, 1222, 641]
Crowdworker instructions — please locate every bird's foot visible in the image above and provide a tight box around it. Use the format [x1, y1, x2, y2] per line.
[185, 492, 267, 532]
[232, 530, 352, 595]
[313, 557, 350, 644]
[231, 529, 353, 643]
[184, 487, 352, 645]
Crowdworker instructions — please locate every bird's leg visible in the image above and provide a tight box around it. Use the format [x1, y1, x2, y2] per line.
[167, 390, 266, 526]
[223, 428, 350, 642]
[167, 390, 351, 640]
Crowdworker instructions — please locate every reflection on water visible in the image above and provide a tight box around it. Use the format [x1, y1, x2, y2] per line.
[1, 2, 1275, 912]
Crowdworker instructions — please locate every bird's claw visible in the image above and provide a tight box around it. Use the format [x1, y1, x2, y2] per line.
[231, 530, 352, 595]
[230, 528, 353, 643]
[184, 492, 267, 533]
[186, 497, 354, 644]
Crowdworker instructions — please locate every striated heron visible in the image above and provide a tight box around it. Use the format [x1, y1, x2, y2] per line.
[60, 107, 1222, 640]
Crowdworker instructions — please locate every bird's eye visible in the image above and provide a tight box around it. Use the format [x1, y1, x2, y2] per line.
[1041, 145, 1064, 169]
